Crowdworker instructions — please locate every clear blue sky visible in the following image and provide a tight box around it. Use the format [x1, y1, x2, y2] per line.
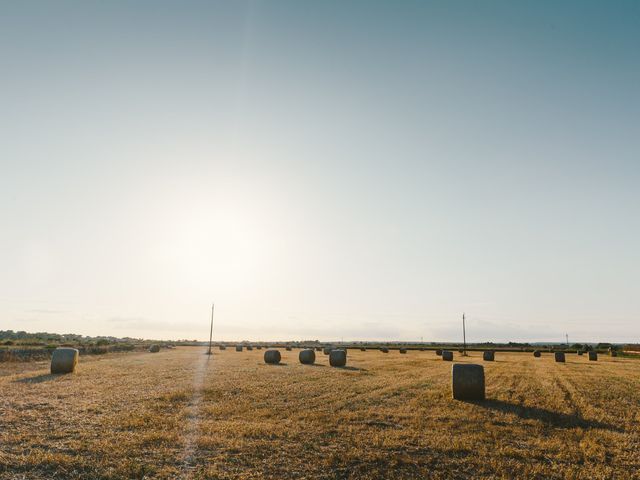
[1, 1, 638, 342]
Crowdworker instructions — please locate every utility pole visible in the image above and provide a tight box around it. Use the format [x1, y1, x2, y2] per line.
[462, 312, 467, 355]
[206, 303, 214, 355]
[565, 333, 569, 346]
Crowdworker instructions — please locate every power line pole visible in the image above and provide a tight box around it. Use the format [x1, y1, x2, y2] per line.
[206, 303, 214, 355]
[565, 333, 569, 345]
[462, 312, 467, 355]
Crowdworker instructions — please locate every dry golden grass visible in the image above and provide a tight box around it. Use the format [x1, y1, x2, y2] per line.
[1, 348, 639, 479]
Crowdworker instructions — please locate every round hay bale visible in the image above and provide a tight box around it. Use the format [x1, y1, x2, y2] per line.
[285, 346, 292, 351]
[442, 350, 453, 361]
[219, 345, 226, 350]
[323, 347, 332, 355]
[533, 350, 541, 357]
[246, 345, 253, 351]
[451, 364, 485, 400]
[610, 351, 617, 357]
[256, 346, 262, 350]
[149, 344, 160, 353]
[588, 351, 598, 361]
[329, 349, 347, 367]
[315, 347, 322, 352]
[554, 352, 566, 363]
[264, 350, 281, 364]
[435, 349, 442, 356]
[299, 349, 315, 364]
[235, 345, 243, 352]
[482, 351, 495, 361]
[380, 347, 389, 353]
[577, 350, 584, 356]
[399, 348, 407, 354]
[360, 347, 366, 352]
[50, 348, 79, 374]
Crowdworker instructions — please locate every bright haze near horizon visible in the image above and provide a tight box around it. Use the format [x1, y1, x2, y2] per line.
[1, 1, 639, 343]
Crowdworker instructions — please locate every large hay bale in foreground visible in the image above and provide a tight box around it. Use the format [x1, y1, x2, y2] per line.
[380, 347, 389, 353]
[555, 352, 565, 363]
[235, 345, 243, 352]
[435, 349, 442, 356]
[442, 350, 453, 361]
[329, 349, 347, 367]
[533, 350, 541, 358]
[452, 364, 485, 400]
[299, 349, 316, 364]
[589, 351, 598, 361]
[51, 348, 79, 374]
[264, 350, 281, 364]
[399, 348, 407, 354]
[149, 344, 160, 353]
[482, 351, 495, 361]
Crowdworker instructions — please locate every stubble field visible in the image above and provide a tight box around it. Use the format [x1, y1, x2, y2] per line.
[1, 347, 639, 479]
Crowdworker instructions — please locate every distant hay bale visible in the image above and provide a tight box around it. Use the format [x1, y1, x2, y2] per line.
[380, 347, 389, 353]
[149, 345, 160, 353]
[235, 345, 243, 352]
[323, 347, 332, 355]
[482, 351, 495, 361]
[329, 349, 347, 367]
[435, 349, 442, 356]
[610, 350, 617, 357]
[360, 347, 366, 352]
[399, 348, 407, 354]
[299, 349, 316, 364]
[451, 364, 485, 401]
[264, 350, 281, 364]
[315, 347, 322, 352]
[256, 346, 262, 350]
[533, 350, 541, 358]
[246, 346, 253, 351]
[219, 345, 226, 350]
[286, 346, 292, 351]
[50, 348, 79, 374]
[589, 351, 598, 361]
[578, 351, 584, 356]
[554, 352, 566, 363]
[442, 350, 453, 361]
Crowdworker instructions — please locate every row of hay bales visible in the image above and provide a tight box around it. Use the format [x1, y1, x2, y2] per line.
[259, 348, 348, 367]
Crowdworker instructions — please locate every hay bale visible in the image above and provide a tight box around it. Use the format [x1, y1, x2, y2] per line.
[435, 349, 442, 356]
[589, 351, 598, 361]
[323, 347, 332, 355]
[451, 364, 485, 400]
[380, 347, 389, 353]
[286, 346, 292, 351]
[329, 349, 347, 367]
[554, 352, 565, 363]
[577, 350, 584, 356]
[235, 345, 243, 352]
[482, 351, 495, 361]
[149, 344, 160, 353]
[610, 351, 617, 357]
[219, 345, 226, 350]
[533, 350, 541, 358]
[50, 348, 79, 374]
[299, 349, 316, 364]
[399, 348, 407, 354]
[246, 345, 253, 351]
[256, 346, 262, 350]
[264, 350, 281, 364]
[442, 350, 453, 361]
[315, 347, 322, 352]
[360, 347, 366, 352]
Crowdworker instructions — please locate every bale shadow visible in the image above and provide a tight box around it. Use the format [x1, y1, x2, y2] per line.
[472, 399, 622, 432]
[16, 373, 58, 384]
[335, 366, 368, 372]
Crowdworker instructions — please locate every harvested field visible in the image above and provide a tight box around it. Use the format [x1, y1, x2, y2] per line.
[1, 348, 639, 479]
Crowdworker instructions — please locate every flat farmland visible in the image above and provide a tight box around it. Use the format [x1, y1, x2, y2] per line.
[1, 348, 639, 479]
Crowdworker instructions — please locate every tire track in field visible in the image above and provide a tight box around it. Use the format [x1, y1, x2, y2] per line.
[181, 349, 212, 478]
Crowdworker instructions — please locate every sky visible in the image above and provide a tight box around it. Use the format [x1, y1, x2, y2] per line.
[1, 1, 639, 343]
